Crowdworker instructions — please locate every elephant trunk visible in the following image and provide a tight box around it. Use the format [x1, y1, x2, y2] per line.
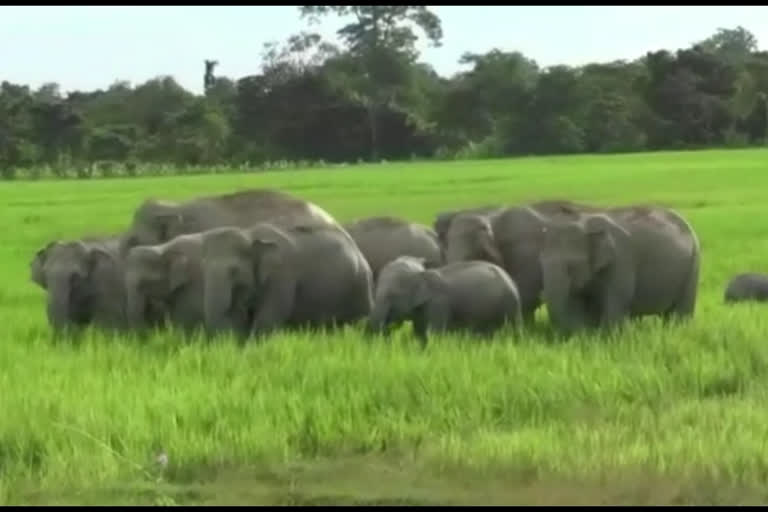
[541, 259, 583, 334]
[125, 278, 150, 330]
[46, 276, 73, 331]
[94, 264, 128, 331]
[203, 267, 237, 335]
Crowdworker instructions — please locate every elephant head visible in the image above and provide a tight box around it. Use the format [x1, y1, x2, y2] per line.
[120, 199, 184, 255]
[30, 240, 119, 331]
[366, 256, 446, 334]
[123, 245, 190, 330]
[201, 226, 286, 336]
[442, 214, 504, 266]
[433, 206, 501, 246]
[538, 215, 619, 332]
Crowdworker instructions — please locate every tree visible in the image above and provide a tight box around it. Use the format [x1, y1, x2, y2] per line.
[0, 82, 38, 175]
[298, 6, 443, 160]
[578, 61, 648, 153]
[432, 49, 539, 153]
[515, 65, 590, 155]
[698, 26, 758, 63]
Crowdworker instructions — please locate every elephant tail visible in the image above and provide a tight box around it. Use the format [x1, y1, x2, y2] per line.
[672, 221, 700, 318]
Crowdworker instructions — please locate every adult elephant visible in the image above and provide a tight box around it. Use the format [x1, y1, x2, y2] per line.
[30, 236, 126, 333]
[123, 233, 205, 334]
[119, 188, 340, 254]
[343, 216, 443, 282]
[538, 206, 700, 334]
[433, 205, 503, 246]
[438, 200, 596, 323]
[201, 222, 374, 339]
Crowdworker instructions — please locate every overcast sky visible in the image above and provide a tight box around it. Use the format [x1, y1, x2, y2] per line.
[3, 6, 768, 95]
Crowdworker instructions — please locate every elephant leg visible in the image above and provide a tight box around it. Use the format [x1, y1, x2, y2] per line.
[419, 300, 451, 346]
[521, 306, 537, 326]
[595, 294, 629, 333]
[411, 310, 429, 348]
[250, 279, 296, 340]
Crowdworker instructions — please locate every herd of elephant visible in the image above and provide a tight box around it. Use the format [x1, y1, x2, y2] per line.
[28, 188, 768, 345]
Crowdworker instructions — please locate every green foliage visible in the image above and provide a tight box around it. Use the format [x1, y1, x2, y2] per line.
[2, 24, 768, 175]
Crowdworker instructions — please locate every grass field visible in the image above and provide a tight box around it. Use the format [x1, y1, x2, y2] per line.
[3, 148, 768, 505]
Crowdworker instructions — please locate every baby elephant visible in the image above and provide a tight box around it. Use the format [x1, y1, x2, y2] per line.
[366, 256, 522, 344]
[724, 273, 768, 303]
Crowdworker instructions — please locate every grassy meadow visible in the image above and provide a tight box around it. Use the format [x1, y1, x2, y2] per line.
[3, 148, 768, 504]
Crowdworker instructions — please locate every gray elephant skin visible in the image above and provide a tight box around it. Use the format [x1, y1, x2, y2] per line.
[201, 222, 374, 339]
[367, 257, 523, 344]
[539, 206, 700, 334]
[724, 273, 768, 303]
[30, 236, 126, 332]
[438, 200, 597, 323]
[343, 216, 443, 281]
[120, 188, 340, 254]
[123, 233, 206, 334]
[433, 205, 502, 246]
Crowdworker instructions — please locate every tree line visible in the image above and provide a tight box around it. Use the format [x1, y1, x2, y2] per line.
[1, 6, 767, 179]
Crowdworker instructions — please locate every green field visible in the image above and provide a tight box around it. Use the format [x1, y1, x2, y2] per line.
[4, 148, 768, 505]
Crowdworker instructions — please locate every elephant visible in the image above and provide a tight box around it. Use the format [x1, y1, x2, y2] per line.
[119, 188, 341, 255]
[366, 256, 523, 345]
[200, 222, 374, 339]
[724, 273, 768, 303]
[538, 206, 700, 334]
[123, 233, 206, 334]
[438, 200, 596, 324]
[432, 200, 598, 247]
[343, 216, 443, 282]
[30, 236, 126, 333]
[433, 205, 503, 246]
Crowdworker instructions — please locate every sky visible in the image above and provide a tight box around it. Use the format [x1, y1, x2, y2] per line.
[3, 6, 768, 96]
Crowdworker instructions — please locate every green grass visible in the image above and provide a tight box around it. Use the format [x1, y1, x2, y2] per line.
[3, 148, 768, 505]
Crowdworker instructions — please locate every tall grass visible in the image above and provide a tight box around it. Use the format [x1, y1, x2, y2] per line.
[2, 148, 768, 504]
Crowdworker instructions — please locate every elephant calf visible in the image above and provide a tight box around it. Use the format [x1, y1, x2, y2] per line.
[343, 216, 443, 282]
[724, 273, 768, 303]
[367, 256, 523, 344]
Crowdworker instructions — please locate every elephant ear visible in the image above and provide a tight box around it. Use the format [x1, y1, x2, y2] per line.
[119, 233, 140, 256]
[585, 217, 616, 272]
[30, 241, 58, 288]
[477, 226, 504, 265]
[250, 237, 280, 282]
[86, 247, 115, 276]
[413, 269, 448, 308]
[145, 200, 184, 241]
[433, 211, 457, 243]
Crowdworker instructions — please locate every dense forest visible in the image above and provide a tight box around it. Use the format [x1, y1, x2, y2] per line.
[2, 6, 767, 178]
